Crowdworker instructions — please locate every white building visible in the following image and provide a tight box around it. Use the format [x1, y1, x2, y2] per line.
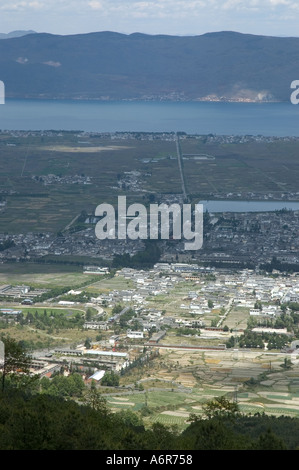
[127, 330, 144, 339]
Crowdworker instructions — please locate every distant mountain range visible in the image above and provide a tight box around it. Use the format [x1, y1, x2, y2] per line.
[0, 30, 298, 102]
[0, 30, 36, 40]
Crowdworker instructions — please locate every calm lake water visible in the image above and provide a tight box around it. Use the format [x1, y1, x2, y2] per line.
[0, 99, 299, 136]
[199, 200, 299, 213]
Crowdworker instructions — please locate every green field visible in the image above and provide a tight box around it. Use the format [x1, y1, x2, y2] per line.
[0, 263, 91, 288]
[85, 275, 135, 294]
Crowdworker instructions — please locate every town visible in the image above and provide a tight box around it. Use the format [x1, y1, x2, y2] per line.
[1, 262, 299, 377]
[0, 206, 298, 270]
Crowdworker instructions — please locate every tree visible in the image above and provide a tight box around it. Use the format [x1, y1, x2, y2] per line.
[253, 428, 287, 450]
[281, 357, 292, 370]
[115, 409, 143, 428]
[0, 335, 32, 392]
[101, 371, 119, 387]
[85, 308, 93, 321]
[67, 373, 85, 397]
[202, 396, 239, 420]
[83, 382, 108, 414]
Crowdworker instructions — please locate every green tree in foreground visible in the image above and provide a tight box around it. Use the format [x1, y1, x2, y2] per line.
[0, 335, 32, 392]
[0, 386, 298, 449]
[83, 381, 108, 414]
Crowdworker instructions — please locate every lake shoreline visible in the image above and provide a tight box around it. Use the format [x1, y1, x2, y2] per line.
[1, 99, 299, 135]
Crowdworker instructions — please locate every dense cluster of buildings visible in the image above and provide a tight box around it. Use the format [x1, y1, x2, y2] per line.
[1, 207, 299, 269]
[195, 209, 299, 268]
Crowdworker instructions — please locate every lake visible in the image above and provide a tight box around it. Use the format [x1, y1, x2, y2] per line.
[199, 200, 299, 213]
[1, 99, 299, 136]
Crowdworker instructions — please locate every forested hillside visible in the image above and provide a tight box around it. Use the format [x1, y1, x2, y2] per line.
[0, 387, 298, 450]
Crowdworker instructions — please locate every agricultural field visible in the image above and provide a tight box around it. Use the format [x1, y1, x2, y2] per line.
[223, 306, 250, 331]
[0, 262, 90, 288]
[106, 348, 299, 430]
[84, 275, 135, 294]
[0, 132, 178, 233]
[1, 131, 299, 234]
[0, 320, 102, 349]
[179, 137, 299, 200]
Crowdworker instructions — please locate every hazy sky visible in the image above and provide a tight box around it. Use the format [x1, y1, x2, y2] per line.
[0, 0, 299, 37]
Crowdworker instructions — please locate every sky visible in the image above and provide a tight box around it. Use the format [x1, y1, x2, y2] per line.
[0, 0, 299, 37]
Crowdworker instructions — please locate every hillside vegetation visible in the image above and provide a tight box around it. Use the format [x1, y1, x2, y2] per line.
[0, 387, 298, 450]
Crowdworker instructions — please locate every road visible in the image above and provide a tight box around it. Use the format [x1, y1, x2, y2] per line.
[175, 133, 189, 203]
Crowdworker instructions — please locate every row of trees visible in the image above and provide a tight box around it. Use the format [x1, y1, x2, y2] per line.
[7, 309, 85, 331]
[112, 241, 161, 269]
[226, 331, 289, 350]
[260, 256, 299, 273]
[176, 327, 201, 336]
